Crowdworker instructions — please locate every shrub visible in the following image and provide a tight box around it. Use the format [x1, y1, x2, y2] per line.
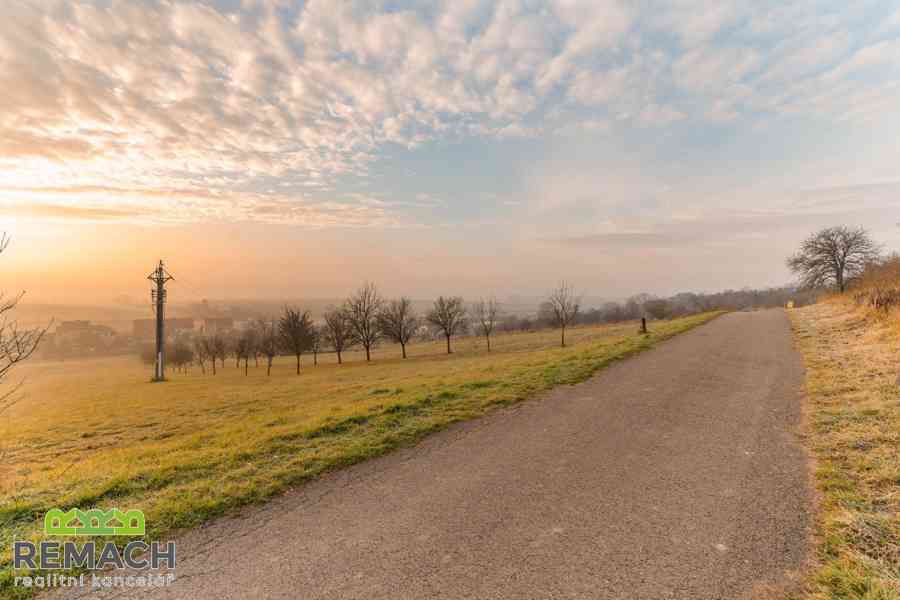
[853, 254, 900, 314]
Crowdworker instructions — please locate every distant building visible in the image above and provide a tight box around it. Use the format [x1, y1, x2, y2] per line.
[133, 318, 196, 340]
[201, 317, 234, 334]
[56, 320, 116, 341]
[52, 321, 117, 354]
[232, 319, 254, 332]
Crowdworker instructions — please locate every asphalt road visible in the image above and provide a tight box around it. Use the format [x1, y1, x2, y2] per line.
[53, 310, 811, 600]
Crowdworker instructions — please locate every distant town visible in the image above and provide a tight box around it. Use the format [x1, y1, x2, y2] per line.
[38, 300, 243, 360]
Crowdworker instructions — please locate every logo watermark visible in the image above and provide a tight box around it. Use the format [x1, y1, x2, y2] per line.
[12, 508, 176, 590]
[44, 508, 146, 536]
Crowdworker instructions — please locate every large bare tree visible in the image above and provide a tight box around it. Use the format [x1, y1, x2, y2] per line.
[278, 307, 314, 374]
[472, 297, 501, 353]
[0, 234, 47, 416]
[322, 307, 353, 364]
[427, 296, 467, 354]
[787, 226, 881, 293]
[345, 282, 382, 362]
[547, 281, 580, 347]
[378, 297, 418, 359]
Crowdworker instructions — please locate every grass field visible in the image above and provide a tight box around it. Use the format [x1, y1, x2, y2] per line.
[0, 313, 720, 594]
[789, 300, 900, 599]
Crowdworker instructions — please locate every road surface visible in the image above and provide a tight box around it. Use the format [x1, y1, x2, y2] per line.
[54, 310, 811, 599]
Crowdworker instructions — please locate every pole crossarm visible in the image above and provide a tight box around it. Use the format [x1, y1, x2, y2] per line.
[147, 260, 174, 284]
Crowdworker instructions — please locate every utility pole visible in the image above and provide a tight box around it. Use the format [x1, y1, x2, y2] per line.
[148, 260, 174, 382]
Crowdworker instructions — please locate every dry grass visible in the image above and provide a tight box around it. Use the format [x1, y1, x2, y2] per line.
[789, 299, 900, 599]
[853, 255, 900, 315]
[0, 313, 720, 597]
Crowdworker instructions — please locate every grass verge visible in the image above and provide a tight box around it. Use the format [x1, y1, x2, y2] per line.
[789, 301, 900, 599]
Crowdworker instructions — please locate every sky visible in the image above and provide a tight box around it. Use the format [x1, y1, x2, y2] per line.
[1, 0, 899, 303]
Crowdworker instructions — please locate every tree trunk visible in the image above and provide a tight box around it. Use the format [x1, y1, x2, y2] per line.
[267, 360, 272, 376]
[365, 345, 371, 362]
[486, 335, 491, 353]
[296, 354, 301, 374]
[211, 362, 216, 375]
[561, 326, 566, 347]
[243, 358, 248, 376]
[446, 335, 452, 354]
[337, 350, 342, 364]
[401, 343, 407, 359]
[313, 351, 318, 366]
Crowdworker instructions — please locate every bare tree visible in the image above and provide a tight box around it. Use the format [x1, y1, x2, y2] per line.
[547, 281, 580, 347]
[258, 320, 279, 376]
[427, 296, 467, 354]
[310, 325, 322, 366]
[172, 340, 194, 374]
[279, 307, 313, 374]
[345, 282, 382, 362]
[244, 325, 259, 367]
[472, 297, 501, 353]
[250, 327, 261, 367]
[253, 318, 272, 367]
[210, 334, 227, 371]
[200, 336, 217, 375]
[378, 297, 418, 358]
[322, 307, 353, 364]
[0, 234, 47, 416]
[787, 226, 881, 293]
[234, 333, 252, 376]
[193, 337, 208, 374]
[231, 333, 242, 369]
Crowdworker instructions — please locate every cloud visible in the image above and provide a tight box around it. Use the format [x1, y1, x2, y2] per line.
[547, 231, 702, 249]
[0, 202, 152, 221]
[537, 181, 900, 251]
[1, 1, 898, 225]
[0, 185, 398, 227]
[673, 47, 761, 92]
[636, 104, 686, 126]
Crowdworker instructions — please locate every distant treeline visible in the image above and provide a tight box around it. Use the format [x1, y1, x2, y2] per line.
[499, 286, 817, 332]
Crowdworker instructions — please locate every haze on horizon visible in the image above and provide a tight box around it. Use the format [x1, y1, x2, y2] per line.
[1, 0, 899, 304]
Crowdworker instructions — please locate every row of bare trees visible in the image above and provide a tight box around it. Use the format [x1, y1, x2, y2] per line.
[336, 282, 498, 358]
[143, 281, 583, 376]
[184, 311, 320, 377]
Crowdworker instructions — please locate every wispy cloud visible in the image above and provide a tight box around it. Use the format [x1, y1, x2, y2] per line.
[1, 1, 898, 226]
